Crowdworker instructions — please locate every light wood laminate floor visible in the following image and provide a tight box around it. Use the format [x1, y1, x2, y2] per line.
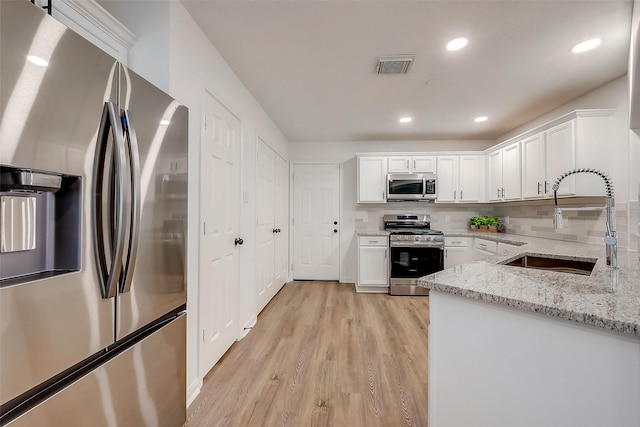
[185, 281, 429, 427]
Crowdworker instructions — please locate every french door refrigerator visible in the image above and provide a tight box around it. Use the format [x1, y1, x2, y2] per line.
[0, 1, 188, 425]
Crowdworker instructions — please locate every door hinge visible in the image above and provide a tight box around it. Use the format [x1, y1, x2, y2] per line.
[202, 329, 205, 341]
[203, 222, 206, 235]
[204, 115, 207, 130]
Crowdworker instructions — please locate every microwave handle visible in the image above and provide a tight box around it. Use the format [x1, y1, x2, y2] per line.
[422, 176, 427, 198]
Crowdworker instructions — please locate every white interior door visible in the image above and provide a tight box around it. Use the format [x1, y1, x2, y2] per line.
[293, 164, 340, 281]
[273, 154, 289, 287]
[199, 91, 241, 377]
[256, 138, 275, 312]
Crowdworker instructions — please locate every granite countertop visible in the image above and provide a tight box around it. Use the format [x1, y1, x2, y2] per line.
[418, 233, 640, 336]
[356, 230, 390, 237]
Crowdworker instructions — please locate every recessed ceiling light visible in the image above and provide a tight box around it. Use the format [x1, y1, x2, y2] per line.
[160, 119, 171, 125]
[570, 38, 602, 54]
[27, 55, 48, 67]
[446, 38, 468, 51]
[474, 116, 488, 123]
[399, 117, 413, 123]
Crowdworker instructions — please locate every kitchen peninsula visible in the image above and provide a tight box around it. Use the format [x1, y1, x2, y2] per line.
[419, 234, 640, 427]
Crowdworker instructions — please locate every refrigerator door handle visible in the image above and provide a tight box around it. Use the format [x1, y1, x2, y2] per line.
[120, 109, 141, 294]
[92, 101, 128, 299]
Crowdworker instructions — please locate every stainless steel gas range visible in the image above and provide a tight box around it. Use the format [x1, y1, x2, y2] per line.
[384, 214, 444, 296]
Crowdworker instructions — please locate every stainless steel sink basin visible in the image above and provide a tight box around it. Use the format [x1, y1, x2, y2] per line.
[502, 254, 597, 276]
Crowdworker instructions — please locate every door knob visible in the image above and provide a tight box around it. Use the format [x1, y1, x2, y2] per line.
[334, 221, 338, 225]
[273, 228, 277, 233]
[333, 229, 338, 233]
[235, 238, 244, 245]
[277, 228, 281, 233]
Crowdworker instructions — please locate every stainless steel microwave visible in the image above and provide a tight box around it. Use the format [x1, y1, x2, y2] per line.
[387, 173, 437, 201]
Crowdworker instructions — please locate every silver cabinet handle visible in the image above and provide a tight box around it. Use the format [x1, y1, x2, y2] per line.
[502, 188, 505, 198]
[454, 190, 456, 200]
[497, 188, 500, 198]
[407, 159, 410, 170]
[544, 181, 549, 194]
[120, 109, 141, 294]
[460, 191, 462, 200]
[92, 102, 127, 299]
[413, 159, 416, 170]
[445, 248, 448, 258]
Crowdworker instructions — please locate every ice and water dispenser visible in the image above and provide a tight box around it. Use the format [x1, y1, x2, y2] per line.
[0, 166, 81, 285]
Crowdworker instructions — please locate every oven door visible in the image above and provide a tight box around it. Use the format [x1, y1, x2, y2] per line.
[389, 244, 444, 279]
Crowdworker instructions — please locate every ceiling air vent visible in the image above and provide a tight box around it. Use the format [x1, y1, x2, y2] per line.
[375, 55, 415, 75]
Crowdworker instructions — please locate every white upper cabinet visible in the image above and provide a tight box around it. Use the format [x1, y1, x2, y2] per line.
[487, 142, 521, 201]
[522, 133, 546, 199]
[47, 0, 136, 64]
[545, 121, 576, 196]
[437, 155, 483, 203]
[357, 156, 388, 203]
[388, 156, 436, 173]
[519, 111, 612, 199]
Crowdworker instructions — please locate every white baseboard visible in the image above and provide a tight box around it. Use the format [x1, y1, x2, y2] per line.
[355, 284, 388, 293]
[187, 378, 202, 407]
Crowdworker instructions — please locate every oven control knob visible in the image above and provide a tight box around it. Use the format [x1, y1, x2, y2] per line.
[414, 235, 420, 242]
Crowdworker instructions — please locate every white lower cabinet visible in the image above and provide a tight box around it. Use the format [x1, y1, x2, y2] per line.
[444, 237, 472, 269]
[357, 236, 388, 292]
[473, 238, 498, 261]
[497, 242, 519, 256]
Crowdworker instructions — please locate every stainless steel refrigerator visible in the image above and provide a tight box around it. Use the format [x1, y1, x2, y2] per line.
[0, 1, 188, 425]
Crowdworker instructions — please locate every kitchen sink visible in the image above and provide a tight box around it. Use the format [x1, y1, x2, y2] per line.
[502, 254, 597, 276]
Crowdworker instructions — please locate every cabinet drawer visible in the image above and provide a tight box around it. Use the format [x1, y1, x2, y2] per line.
[444, 237, 470, 247]
[358, 236, 388, 246]
[474, 238, 497, 253]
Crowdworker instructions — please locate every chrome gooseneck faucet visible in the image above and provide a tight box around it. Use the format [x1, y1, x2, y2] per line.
[552, 168, 617, 269]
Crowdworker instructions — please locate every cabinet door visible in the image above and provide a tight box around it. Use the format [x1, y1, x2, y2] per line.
[358, 246, 388, 285]
[413, 156, 436, 173]
[487, 150, 503, 201]
[444, 246, 468, 269]
[388, 156, 411, 173]
[357, 157, 388, 203]
[545, 121, 575, 197]
[502, 142, 522, 200]
[522, 134, 545, 199]
[459, 155, 480, 202]
[436, 156, 458, 202]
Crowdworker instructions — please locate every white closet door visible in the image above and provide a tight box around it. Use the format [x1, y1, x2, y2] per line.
[273, 154, 289, 292]
[199, 91, 241, 377]
[256, 138, 275, 312]
[293, 164, 340, 281]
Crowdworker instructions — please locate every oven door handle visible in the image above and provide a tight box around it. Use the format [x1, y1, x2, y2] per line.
[390, 242, 444, 248]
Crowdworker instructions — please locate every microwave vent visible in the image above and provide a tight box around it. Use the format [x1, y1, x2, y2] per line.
[375, 55, 415, 75]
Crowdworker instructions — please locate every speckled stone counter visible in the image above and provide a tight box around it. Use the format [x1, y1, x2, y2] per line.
[419, 234, 640, 336]
[356, 229, 389, 237]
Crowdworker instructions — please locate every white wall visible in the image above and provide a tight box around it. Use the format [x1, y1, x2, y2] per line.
[99, 0, 290, 406]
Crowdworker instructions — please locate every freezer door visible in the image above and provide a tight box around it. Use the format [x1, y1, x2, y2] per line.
[6, 314, 186, 427]
[0, 1, 117, 405]
[116, 66, 188, 340]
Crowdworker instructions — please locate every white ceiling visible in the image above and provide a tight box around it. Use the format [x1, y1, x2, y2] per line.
[181, 0, 632, 143]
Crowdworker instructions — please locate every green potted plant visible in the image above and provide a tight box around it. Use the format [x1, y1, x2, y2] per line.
[478, 216, 490, 231]
[469, 216, 480, 230]
[487, 217, 500, 232]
